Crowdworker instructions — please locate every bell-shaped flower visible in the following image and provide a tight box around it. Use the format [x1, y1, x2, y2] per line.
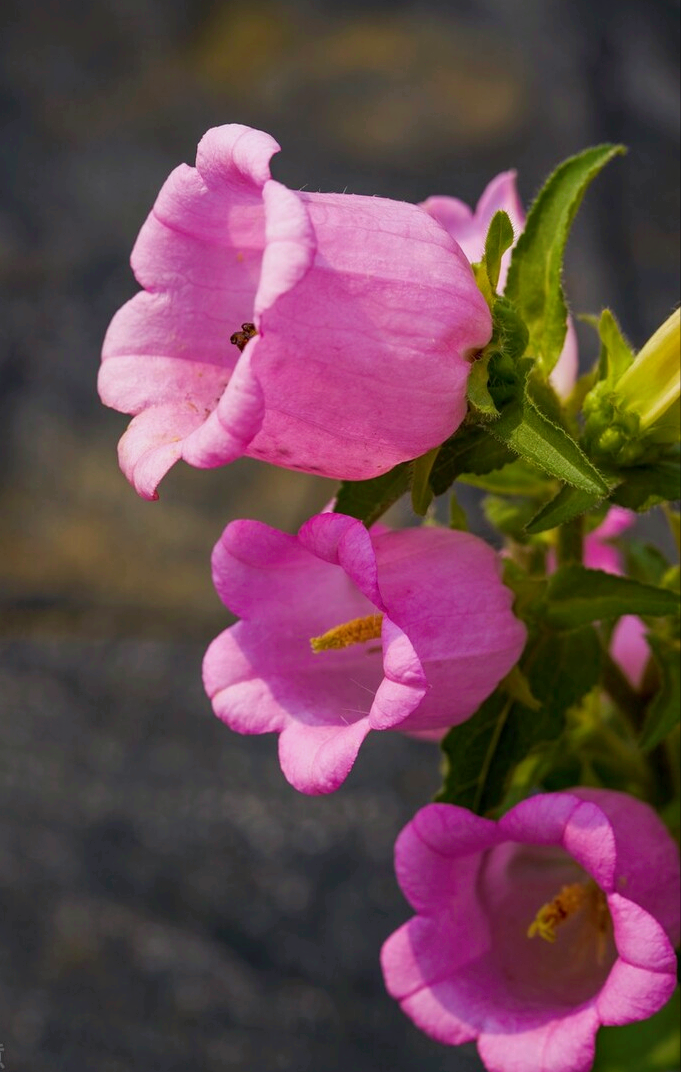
[203, 513, 526, 795]
[381, 789, 680, 1072]
[98, 124, 492, 499]
[421, 171, 578, 398]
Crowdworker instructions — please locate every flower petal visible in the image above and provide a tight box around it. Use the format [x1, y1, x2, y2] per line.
[477, 1006, 599, 1072]
[394, 805, 499, 914]
[596, 958, 677, 1026]
[277, 715, 371, 795]
[607, 893, 676, 973]
[116, 403, 205, 500]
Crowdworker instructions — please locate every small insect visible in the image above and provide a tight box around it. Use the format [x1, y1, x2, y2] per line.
[230, 322, 257, 352]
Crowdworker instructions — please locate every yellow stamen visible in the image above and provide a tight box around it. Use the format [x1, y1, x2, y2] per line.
[527, 883, 587, 943]
[310, 614, 383, 653]
[527, 881, 611, 962]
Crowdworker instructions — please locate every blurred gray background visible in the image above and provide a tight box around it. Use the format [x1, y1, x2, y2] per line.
[0, 1, 679, 1069]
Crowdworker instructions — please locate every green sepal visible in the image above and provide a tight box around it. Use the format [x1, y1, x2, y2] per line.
[410, 447, 440, 516]
[437, 626, 601, 815]
[483, 210, 515, 292]
[487, 296, 530, 404]
[429, 426, 515, 497]
[505, 144, 625, 376]
[467, 294, 531, 418]
[333, 462, 410, 527]
[593, 987, 680, 1072]
[467, 351, 499, 417]
[597, 307, 635, 382]
[541, 566, 680, 629]
[472, 260, 494, 309]
[639, 635, 681, 752]
[489, 394, 610, 495]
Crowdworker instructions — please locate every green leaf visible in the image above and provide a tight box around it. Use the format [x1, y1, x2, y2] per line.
[505, 144, 625, 375]
[410, 448, 439, 516]
[467, 351, 499, 417]
[333, 462, 410, 526]
[525, 484, 607, 534]
[489, 395, 609, 494]
[483, 210, 515, 291]
[593, 988, 680, 1072]
[639, 635, 681, 752]
[611, 457, 681, 511]
[437, 627, 601, 814]
[429, 426, 515, 497]
[542, 566, 680, 629]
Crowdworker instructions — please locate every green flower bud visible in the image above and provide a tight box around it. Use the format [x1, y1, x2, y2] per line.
[584, 309, 680, 464]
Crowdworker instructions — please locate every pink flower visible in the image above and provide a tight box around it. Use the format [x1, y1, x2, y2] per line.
[584, 508, 649, 688]
[381, 790, 680, 1072]
[203, 513, 526, 795]
[422, 171, 579, 398]
[99, 124, 492, 499]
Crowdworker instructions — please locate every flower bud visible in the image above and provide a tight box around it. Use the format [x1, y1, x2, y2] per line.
[584, 309, 680, 464]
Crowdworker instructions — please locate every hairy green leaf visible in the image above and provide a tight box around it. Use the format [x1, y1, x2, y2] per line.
[505, 144, 625, 375]
[489, 396, 609, 494]
[526, 484, 607, 534]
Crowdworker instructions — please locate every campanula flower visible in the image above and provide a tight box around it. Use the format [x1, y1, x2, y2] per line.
[203, 513, 526, 794]
[421, 171, 578, 398]
[99, 124, 492, 498]
[381, 790, 680, 1072]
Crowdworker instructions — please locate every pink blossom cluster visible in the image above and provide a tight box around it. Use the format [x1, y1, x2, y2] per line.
[99, 125, 679, 1072]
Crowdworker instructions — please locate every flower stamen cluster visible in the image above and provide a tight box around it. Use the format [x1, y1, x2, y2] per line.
[527, 879, 611, 966]
[310, 613, 384, 653]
